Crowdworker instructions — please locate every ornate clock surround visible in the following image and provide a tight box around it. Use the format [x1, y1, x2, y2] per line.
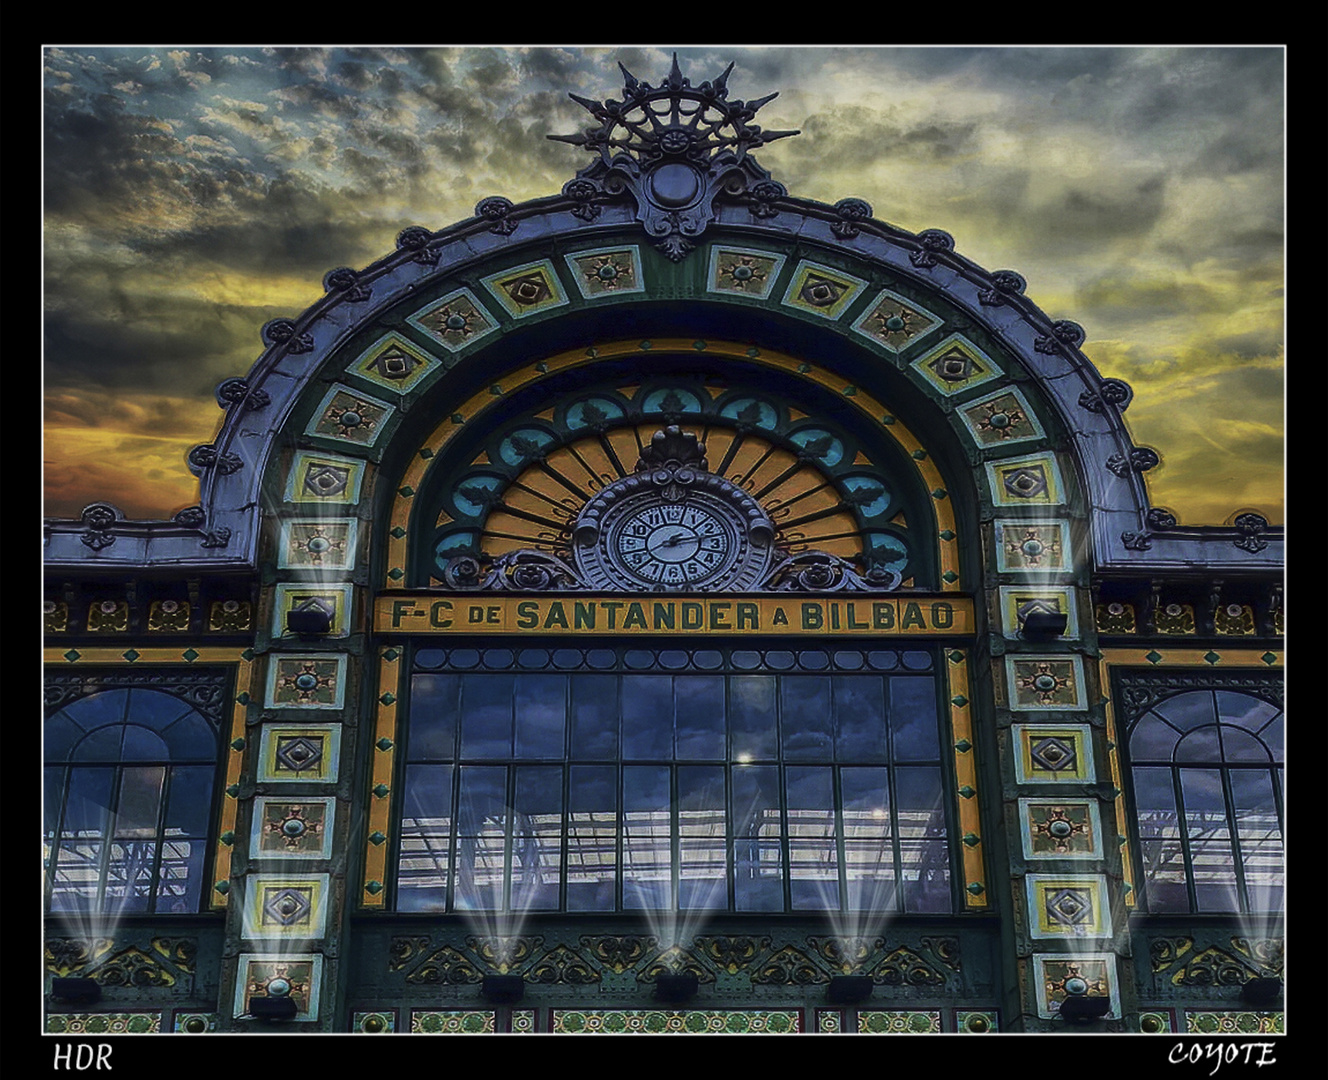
[572, 426, 775, 591]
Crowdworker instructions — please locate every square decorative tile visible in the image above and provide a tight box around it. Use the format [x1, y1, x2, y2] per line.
[1018, 798, 1103, 860]
[404, 292, 499, 356]
[1026, 874, 1113, 938]
[241, 873, 331, 940]
[958, 387, 1045, 447]
[993, 519, 1072, 574]
[147, 600, 191, 632]
[1184, 1011, 1282, 1034]
[271, 583, 354, 639]
[1006, 655, 1086, 711]
[277, 518, 359, 572]
[1095, 601, 1137, 633]
[986, 453, 1065, 506]
[305, 385, 395, 447]
[565, 246, 645, 298]
[999, 586, 1078, 639]
[956, 1010, 998, 1033]
[910, 334, 1002, 396]
[264, 654, 348, 710]
[780, 260, 867, 319]
[284, 451, 366, 505]
[1033, 954, 1119, 1019]
[234, 954, 323, 1020]
[481, 259, 569, 317]
[257, 724, 342, 783]
[851, 288, 944, 353]
[706, 246, 786, 299]
[353, 1010, 397, 1033]
[1013, 724, 1095, 784]
[208, 600, 252, 632]
[251, 796, 336, 860]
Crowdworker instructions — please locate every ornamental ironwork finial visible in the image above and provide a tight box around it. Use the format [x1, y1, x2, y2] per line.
[550, 53, 799, 260]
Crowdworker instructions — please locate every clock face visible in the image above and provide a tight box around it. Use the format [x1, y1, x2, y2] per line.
[612, 501, 735, 586]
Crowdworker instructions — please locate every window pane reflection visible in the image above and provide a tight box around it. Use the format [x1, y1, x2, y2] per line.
[399, 660, 948, 914]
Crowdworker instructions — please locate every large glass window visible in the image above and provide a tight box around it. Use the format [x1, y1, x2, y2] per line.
[395, 646, 951, 914]
[1120, 679, 1283, 914]
[44, 688, 222, 915]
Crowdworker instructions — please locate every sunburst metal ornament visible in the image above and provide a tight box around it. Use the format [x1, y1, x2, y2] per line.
[550, 54, 799, 260]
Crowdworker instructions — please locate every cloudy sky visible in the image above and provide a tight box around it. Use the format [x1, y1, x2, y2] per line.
[42, 46, 1284, 525]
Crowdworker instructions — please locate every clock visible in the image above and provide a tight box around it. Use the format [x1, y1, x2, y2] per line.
[572, 427, 775, 591]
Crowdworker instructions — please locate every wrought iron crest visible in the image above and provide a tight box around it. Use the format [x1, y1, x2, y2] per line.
[550, 54, 799, 260]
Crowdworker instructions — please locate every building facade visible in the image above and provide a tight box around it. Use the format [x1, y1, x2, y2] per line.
[43, 59, 1284, 1035]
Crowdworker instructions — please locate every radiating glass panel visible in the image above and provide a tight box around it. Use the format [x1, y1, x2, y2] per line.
[833, 676, 886, 761]
[1218, 726, 1271, 762]
[730, 676, 777, 761]
[623, 765, 671, 909]
[61, 690, 130, 733]
[460, 676, 513, 759]
[1180, 768, 1239, 912]
[1155, 691, 1217, 732]
[675, 677, 725, 760]
[45, 716, 84, 762]
[567, 765, 617, 911]
[121, 725, 170, 761]
[159, 712, 217, 759]
[786, 766, 837, 910]
[622, 676, 672, 759]
[1174, 727, 1222, 762]
[114, 767, 165, 838]
[678, 766, 726, 909]
[781, 677, 832, 761]
[570, 675, 618, 759]
[1130, 713, 1180, 762]
[890, 677, 939, 760]
[515, 674, 566, 759]
[1215, 691, 1280, 733]
[72, 724, 124, 762]
[512, 766, 562, 910]
[127, 689, 195, 730]
[409, 674, 460, 759]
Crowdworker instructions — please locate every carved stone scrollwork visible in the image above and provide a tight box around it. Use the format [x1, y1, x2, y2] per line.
[978, 269, 1027, 306]
[549, 54, 799, 261]
[187, 444, 243, 477]
[322, 266, 372, 303]
[396, 225, 440, 264]
[79, 502, 121, 550]
[830, 197, 873, 238]
[215, 377, 271, 411]
[764, 551, 902, 592]
[909, 229, 954, 268]
[563, 177, 603, 221]
[1232, 512, 1269, 554]
[1034, 320, 1087, 355]
[443, 550, 584, 591]
[747, 179, 786, 219]
[475, 195, 519, 235]
[261, 318, 315, 354]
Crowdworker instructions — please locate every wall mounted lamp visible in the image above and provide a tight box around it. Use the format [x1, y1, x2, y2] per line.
[480, 974, 525, 1004]
[50, 977, 101, 1005]
[248, 995, 299, 1021]
[286, 607, 333, 637]
[1058, 995, 1111, 1022]
[827, 975, 874, 1004]
[1022, 611, 1069, 639]
[653, 973, 699, 1003]
[1240, 976, 1282, 1006]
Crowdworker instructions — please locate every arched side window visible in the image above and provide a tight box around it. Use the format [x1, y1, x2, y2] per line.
[1120, 680, 1283, 914]
[44, 687, 222, 916]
